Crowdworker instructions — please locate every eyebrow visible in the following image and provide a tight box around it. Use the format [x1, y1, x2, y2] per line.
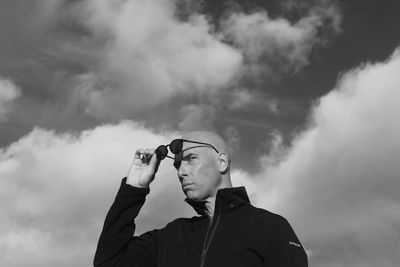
[182, 152, 197, 158]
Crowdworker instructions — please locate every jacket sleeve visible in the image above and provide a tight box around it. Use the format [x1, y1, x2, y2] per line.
[265, 217, 308, 267]
[94, 178, 159, 267]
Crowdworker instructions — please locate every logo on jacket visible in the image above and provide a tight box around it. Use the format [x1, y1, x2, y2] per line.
[289, 241, 301, 248]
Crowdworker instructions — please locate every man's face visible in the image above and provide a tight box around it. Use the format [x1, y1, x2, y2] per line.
[175, 144, 221, 201]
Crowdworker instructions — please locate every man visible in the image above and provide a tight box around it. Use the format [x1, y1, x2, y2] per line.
[94, 131, 308, 267]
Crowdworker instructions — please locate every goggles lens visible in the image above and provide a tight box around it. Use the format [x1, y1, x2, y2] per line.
[155, 145, 168, 160]
[155, 139, 219, 161]
[170, 139, 183, 154]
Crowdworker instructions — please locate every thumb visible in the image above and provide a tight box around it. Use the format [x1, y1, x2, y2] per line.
[148, 151, 161, 174]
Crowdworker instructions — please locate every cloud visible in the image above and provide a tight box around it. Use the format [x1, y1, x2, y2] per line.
[177, 104, 216, 131]
[71, 0, 343, 123]
[0, 0, 63, 50]
[1, 2, 365, 265]
[229, 89, 254, 109]
[2, 46, 400, 267]
[0, 121, 193, 267]
[247, 48, 400, 266]
[221, 0, 342, 79]
[0, 79, 21, 122]
[0, 0, 342, 134]
[73, 0, 242, 118]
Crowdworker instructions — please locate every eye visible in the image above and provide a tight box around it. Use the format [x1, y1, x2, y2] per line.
[182, 155, 197, 163]
[188, 156, 197, 161]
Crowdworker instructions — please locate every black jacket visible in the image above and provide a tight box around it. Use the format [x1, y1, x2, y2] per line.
[94, 178, 308, 267]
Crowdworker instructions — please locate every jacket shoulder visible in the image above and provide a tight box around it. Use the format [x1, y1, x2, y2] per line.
[249, 205, 288, 220]
[163, 216, 204, 229]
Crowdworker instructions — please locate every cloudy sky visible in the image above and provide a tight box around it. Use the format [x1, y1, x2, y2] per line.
[1, 0, 400, 266]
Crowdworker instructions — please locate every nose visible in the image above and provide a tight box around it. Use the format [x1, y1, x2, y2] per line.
[177, 162, 188, 180]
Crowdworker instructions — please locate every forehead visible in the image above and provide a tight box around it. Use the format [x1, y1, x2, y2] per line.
[181, 143, 209, 155]
[173, 143, 212, 162]
[173, 142, 215, 166]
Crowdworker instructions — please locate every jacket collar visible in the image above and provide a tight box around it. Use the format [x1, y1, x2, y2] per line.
[185, 186, 250, 215]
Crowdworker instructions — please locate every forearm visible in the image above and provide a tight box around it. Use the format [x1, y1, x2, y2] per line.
[94, 177, 150, 266]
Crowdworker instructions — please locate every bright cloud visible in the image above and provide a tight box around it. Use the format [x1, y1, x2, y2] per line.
[0, 79, 21, 122]
[74, 0, 242, 118]
[0, 122, 193, 267]
[64, 0, 341, 119]
[221, 1, 341, 78]
[248, 49, 400, 266]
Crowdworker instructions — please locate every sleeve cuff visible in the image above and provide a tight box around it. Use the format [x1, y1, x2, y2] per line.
[118, 177, 150, 195]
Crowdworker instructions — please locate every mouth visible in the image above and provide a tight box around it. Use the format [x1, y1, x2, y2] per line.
[182, 183, 194, 191]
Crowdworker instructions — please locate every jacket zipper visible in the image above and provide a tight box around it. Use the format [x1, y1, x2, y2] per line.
[199, 202, 222, 267]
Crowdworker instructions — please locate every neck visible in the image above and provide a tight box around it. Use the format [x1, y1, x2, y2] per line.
[186, 176, 233, 216]
[203, 196, 215, 218]
[203, 177, 233, 217]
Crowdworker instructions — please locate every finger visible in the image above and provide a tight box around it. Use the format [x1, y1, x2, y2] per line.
[143, 148, 153, 162]
[144, 148, 153, 156]
[148, 149, 161, 172]
[134, 149, 146, 162]
[135, 149, 145, 157]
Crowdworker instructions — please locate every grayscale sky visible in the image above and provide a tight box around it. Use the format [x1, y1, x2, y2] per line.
[1, 0, 399, 266]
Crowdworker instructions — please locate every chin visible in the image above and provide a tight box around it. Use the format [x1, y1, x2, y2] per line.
[185, 191, 196, 200]
[184, 190, 197, 199]
[185, 190, 206, 202]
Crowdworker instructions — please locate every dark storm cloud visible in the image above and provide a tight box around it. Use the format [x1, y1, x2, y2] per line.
[0, 0, 342, 149]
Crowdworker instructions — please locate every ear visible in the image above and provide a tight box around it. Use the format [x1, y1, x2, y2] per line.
[217, 153, 229, 174]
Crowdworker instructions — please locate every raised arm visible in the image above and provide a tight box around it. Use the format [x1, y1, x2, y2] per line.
[94, 149, 161, 267]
